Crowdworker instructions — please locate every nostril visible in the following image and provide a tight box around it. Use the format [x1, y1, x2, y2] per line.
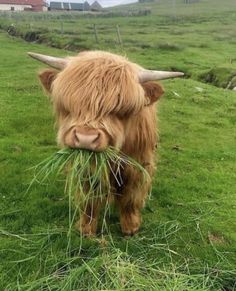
[75, 131, 99, 149]
[93, 132, 100, 142]
[74, 129, 78, 142]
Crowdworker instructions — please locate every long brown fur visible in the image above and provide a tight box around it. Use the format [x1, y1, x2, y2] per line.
[38, 51, 164, 236]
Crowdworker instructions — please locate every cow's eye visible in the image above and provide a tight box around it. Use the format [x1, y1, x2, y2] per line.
[116, 108, 139, 119]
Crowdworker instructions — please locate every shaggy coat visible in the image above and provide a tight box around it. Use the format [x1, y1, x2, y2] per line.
[38, 51, 164, 236]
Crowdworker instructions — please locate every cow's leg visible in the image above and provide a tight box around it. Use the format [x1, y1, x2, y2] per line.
[75, 199, 101, 237]
[119, 203, 142, 236]
[115, 185, 148, 236]
[115, 166, 153, 236]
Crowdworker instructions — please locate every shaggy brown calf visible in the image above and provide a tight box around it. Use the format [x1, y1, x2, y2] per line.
[29, 51, 183, 236]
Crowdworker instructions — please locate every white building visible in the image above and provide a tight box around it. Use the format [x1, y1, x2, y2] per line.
[0, 0, 47, 11]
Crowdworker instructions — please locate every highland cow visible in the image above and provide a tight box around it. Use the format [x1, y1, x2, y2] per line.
[29, 51, 183, 236]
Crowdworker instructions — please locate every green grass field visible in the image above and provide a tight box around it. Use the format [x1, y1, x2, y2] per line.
[0, 0, 236, 289]
[1, 0, 236, 85]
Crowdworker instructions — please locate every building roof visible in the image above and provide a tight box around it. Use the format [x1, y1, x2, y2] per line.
[62, 1, 69, 8]
[70, 2, 83, 9]
[49, 0, 103, 11]
[83, 1, 90, 10]
[49, 1, 91, 10]
[90, 0, 102, 10]
[0, 0, 45, 6]
[50, 1, 62, 8]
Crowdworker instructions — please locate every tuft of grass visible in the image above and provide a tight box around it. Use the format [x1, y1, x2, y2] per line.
[29, 147, 149, 239]
[4, 241, 235, 291]
[197, 66, 236, 89]
[30, 147, 149, 199]
[157, 42, 184, 51]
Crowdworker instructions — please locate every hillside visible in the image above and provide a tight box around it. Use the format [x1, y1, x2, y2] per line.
[109, 0, 236, 16]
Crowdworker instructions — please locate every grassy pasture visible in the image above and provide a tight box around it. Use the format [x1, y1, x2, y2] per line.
[1, 0, 236, 81]
[0, 0, 236, 289]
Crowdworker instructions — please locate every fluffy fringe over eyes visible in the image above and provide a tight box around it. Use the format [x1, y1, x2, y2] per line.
[51, 52, 146, 122]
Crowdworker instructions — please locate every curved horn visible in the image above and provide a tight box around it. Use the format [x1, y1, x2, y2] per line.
[139, 70, 184, 82]
[27, 52, 68, 70]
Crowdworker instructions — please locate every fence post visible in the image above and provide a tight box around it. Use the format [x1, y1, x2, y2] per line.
[93, 24, 99, 44]
[15, 14, 18, 26]
[116, 25, 122, 45]
[60, 21, 64, 34]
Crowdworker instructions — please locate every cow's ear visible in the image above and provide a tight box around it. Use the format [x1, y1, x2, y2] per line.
[38, 69, 58, 94]
[141, 81, 164, 105]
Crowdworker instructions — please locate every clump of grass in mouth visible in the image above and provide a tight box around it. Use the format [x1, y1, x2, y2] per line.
[31, 147, 149, 197]
[29, 147, 149, 241]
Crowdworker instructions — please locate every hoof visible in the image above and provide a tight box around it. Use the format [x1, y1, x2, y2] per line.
[122, 227, 139, 237]
[75, 220, 97, 237]
[120, 212, 141, 236]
